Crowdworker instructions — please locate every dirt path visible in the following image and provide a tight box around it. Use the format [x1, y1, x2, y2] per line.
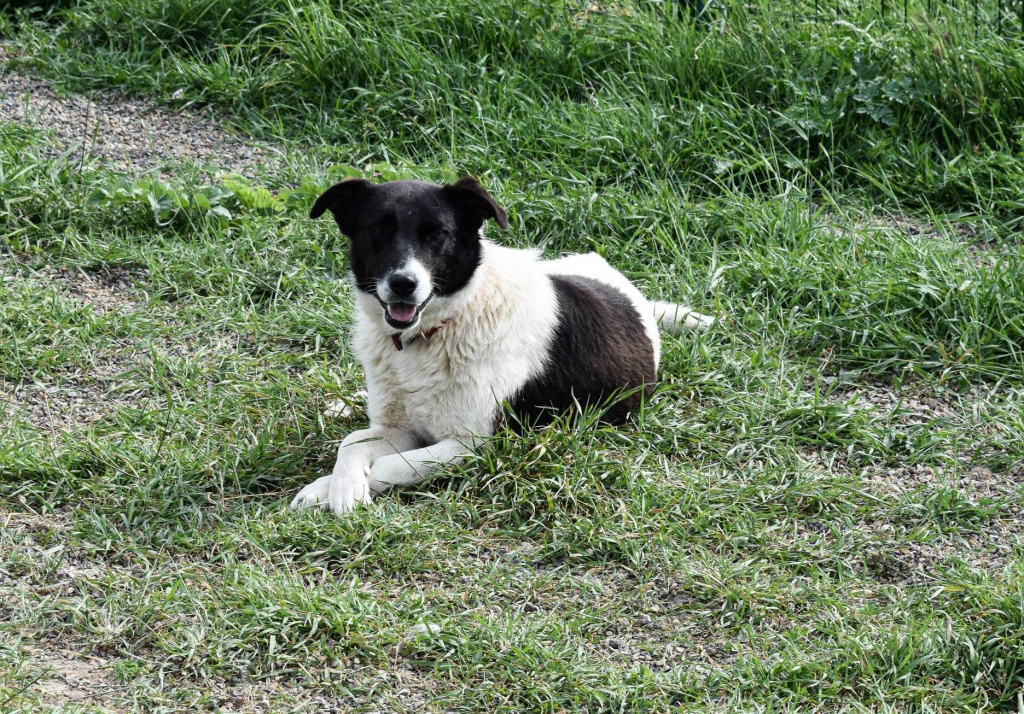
[0, 65, 280, 177]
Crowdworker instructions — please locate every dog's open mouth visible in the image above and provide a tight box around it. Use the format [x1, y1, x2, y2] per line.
[384, 301, 425, 329]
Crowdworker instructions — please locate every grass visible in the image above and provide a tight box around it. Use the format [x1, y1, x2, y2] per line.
[1, 0, 1024, 711]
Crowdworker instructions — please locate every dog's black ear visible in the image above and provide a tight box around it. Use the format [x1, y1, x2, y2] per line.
[310, 177, 373, 234]
[444, 176, 509, 231]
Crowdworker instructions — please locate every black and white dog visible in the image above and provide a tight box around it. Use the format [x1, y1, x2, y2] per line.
[290, 176, 712, 515]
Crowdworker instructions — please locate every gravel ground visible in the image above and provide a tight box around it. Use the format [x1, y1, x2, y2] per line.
[0, 69, 280, 178]
[0, 257, 252, 436]
[0, 355, 152, 436]
[0, 324, 242, 437]
[819, 379, 1024, 496]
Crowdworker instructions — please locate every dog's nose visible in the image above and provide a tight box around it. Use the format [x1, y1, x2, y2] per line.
[388, 272, 418, 299]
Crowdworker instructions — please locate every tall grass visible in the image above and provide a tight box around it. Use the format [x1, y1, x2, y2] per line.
[15, 0, 1024, 212]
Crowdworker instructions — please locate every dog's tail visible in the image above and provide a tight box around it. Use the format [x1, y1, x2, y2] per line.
[652, 301, 715, 334]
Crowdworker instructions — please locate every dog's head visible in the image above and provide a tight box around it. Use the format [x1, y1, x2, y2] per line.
[311, 176, 508, 331]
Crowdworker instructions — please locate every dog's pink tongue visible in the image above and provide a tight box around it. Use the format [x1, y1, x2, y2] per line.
[388, 303, 417, 322]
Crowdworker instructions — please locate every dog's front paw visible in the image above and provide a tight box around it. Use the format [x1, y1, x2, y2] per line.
[290, 475, 332, 511]
[290, 471, 372, 515]
[368, 453, 420, 493]
[328, 471, 372, 515]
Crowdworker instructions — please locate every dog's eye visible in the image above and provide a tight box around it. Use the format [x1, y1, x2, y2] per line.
[424, 227, 446, 241]
[370, 225, 386, 238]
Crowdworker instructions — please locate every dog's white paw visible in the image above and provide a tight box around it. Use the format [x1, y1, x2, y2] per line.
[328, 471, 372, 515]
[290, 471, 372, 515]
[289, 475, 332, 511]
[368, 454, 404, 493]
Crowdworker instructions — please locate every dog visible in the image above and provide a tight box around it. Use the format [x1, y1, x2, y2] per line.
[290, 176, 713, 515]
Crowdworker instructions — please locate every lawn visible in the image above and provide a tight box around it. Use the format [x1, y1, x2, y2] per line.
[1, 0, 1024, 711]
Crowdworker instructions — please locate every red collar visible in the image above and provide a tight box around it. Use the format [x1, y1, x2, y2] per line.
[390, 317, 453, 351]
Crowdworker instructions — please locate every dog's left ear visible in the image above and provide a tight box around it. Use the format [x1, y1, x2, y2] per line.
[310, 177, 374, 236]
[444, 176, 509, 231]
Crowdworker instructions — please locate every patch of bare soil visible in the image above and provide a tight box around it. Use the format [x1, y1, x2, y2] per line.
[0, 329, 230, 435]
[0, 71, 280, 178]
[20, 647, 122, 713]
[819, 379, 1023, 495]
[1, 507, 116, 711]
[1, 354, 150, 435]
[45, 263, 152, 316]
[2, 506, 363, 713]
[14, 642, 369, 713]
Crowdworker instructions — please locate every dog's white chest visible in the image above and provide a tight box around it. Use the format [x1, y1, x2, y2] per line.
[358, 334, 508, 439]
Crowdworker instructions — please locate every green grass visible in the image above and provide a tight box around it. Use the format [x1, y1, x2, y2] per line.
[2, 1, 1024, 711]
